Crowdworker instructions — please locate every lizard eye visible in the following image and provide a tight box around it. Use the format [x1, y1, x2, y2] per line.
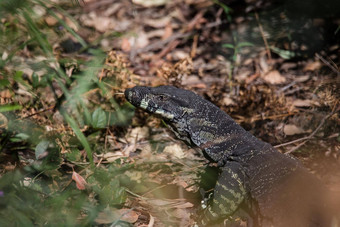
[157, 95, 168, 101]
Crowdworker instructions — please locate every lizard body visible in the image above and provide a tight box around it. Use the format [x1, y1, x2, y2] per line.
[125, 85, 331, 226]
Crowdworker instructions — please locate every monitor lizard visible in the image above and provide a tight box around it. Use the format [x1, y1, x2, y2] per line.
[125, 85, 332, 226]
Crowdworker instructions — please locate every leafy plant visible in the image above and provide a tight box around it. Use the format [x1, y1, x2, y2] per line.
[0, 0, 133, 225]
[212, 0, 233, 22]
[269, 46, 295, 59]
[222, 41, 254, 62]
[222, 34, 254, 89]
[213, 0, 253, 89]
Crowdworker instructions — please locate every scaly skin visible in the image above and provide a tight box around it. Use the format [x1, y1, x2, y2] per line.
[125, 85, 330, 226]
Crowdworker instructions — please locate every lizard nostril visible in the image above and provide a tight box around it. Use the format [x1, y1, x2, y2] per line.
[124, 89, 131, 100]
[125, 86, 152, 107]
[125, 88, 138, 100]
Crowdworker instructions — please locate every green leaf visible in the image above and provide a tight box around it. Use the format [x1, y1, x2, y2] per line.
[63, 112, 94, 166]
[270, 46, 295, 59]
[8, 207, 34, 227]
[32, 73, 39, 88]
[45, 6, 87, 47]
[80, 100, 91, 126]
[109, 103, 135, 126]
[14, 71, 24, 82]
[92, 107, 107, 128]
[15, 133, 30, 140]
[0, 104, 22, 112]
[0, 0, 27, 15]
[222, 43, 234, 49]
[335, 25, 340, 35]
[65, 148, 81, 162]
[0, 78, 10, 88]
[212, 0, 233, 22]
[35, 140, 49, 159]
[22, 9, 53, 57]
[237, 42, 254, 48]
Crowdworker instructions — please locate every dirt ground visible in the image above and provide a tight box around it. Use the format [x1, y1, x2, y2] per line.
[1, 0, 339, 226]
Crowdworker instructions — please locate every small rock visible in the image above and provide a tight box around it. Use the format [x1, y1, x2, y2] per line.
[262, 70, 286, 84]
[163, 144, 185, 159]
[284, 124, 305, 136]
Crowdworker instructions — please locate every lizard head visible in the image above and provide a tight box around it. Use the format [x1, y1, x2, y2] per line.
[125, 85, 239, 158]
[124, 85, 197, 122]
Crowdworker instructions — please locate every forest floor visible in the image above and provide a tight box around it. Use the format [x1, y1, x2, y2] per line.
[0, 0, 339, 226]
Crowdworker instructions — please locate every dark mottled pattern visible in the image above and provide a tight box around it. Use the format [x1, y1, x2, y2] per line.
[125, 86, 330, 227]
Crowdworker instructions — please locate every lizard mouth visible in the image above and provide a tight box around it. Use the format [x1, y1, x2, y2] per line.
[124, 86, 150, 107]
[125, 86, 175, 120]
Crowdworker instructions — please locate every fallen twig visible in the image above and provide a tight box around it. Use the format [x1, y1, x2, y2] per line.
[255, 12, 271, 61]
[315, 53, 340, 76]
[274, 104, 339, 153]
[130, 33, 190, 61]
[153, 40, 180, 60]
[21, 105, 55, 119]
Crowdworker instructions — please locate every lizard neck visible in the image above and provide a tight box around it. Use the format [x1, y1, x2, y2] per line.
[185, 109, 267, 163]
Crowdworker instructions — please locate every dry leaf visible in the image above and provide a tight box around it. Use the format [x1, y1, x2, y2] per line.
[262, 70, 286, 84]
[1, 51, 8, 60]
[144, 16, 172, 28]
[117, 208, 139, 223]
[95, 207, 139, 224]
[172, 207, 192, 219]
[103, 3, 121, 17]
[65, 17, 78, 31]
[174, 178, 189, 189]
[97, 151, 125, 162]
[131, 32, 150, 49]
[126, 126, 149, 143]
[94, 16, 113, 33]
[148, 214, 155, 227]
[222, 95, 236, 106]
[259, 55, 269, 73]
[172, 202, 194, 209]
[72, 171, 86, 190]
[171, 50, 189, 60]
[123, 143, 136, 157]
[280, 62, 297, 71]
[125, 171, 142, 183]
[295, 75, 310, 83]
[303, 61, 322, 72]
[133, 0, 168, 7]
[45, 15, 59, 26]
[284, 124, 305, 136]
[146, 198, 175, 206]
[181, 75, 200, 86]
[146, 29, 167, 39]
[0, 89, 11, 99]
[81, 13, 115, 33]
[145, 198, 189, 208]
[0, 113, 8, 129]
[121, 37, 131, 52]
[163, 144, 185, 159]
[162, 23, 173, 40]
[293, 99, 319, 107]
[140, 143, 152, 158]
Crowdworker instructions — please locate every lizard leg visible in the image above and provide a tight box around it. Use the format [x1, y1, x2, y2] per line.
[200, 162, 248, 225]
